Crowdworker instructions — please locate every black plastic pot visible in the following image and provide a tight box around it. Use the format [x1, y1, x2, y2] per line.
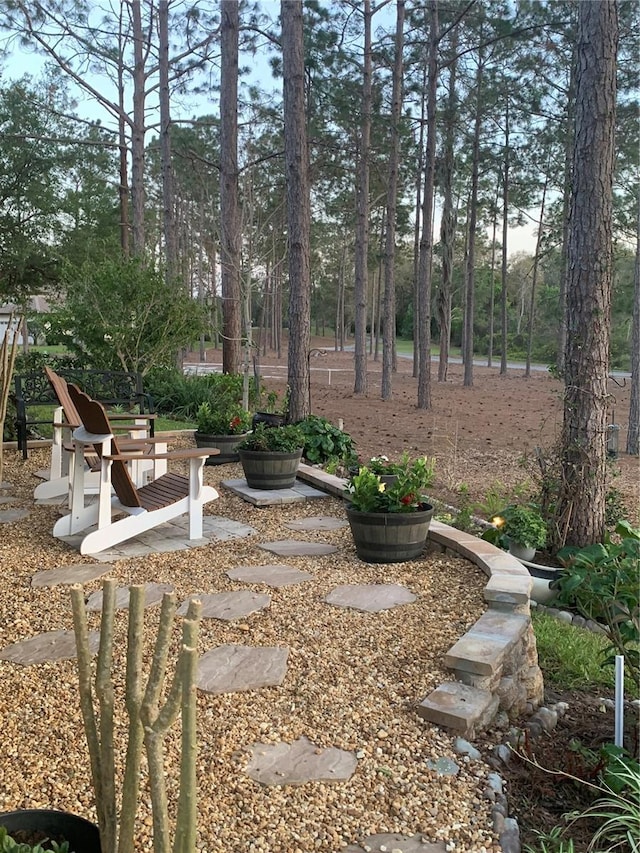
[0, 809, 101, 852]
[251, 412, 286, 429]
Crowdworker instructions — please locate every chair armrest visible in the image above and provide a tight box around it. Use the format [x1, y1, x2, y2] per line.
[105, 448, 218, 462]
[108, 412, 157, 421]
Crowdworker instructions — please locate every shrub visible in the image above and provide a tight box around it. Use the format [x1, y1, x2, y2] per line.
[296, 415, 356, 465]
[195, 402, 250, 435]
[236, 422, 304, 453]
[555, 520, 640, 689]
[346, 456, 436, 513]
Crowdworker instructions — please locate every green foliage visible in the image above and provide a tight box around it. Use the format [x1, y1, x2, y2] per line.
[566, 751, 640, 853]
[497, 503, 547, 550]
[523, 825, 575, 853]
[555, 520, 640, 689]
[297, 415, 356, 465]
[532, 612, 618, 691]
[346, 456, 436, 513]
[195, 402, 250, 435]
[50, 257, 207, 375]
[236, 422, 304, 453]
[364, 454, 408, 476]
[146, 370, 258, 421]
[0, 827, 70, 852]
[452, 483, 474, 532]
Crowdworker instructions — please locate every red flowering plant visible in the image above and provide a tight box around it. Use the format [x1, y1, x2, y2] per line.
[196, 402, 251, 436]
[345, 455, 436, 513]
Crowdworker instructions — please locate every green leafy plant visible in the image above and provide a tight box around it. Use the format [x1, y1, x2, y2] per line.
[259, 386, 290, 415]
[492, 503, 547, 550]
[236, 422, 304, 453]
[554, 520, 640, 689]
[364, 454, 407, 476]
[195, 402, 250, 435]
[0, 827, 70, 852]
[346, 455, 436, 513]
[523, 825, 575, 853]
[296, 415, 356, 465]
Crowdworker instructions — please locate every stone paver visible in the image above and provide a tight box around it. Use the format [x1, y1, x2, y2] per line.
[86, 582, 174, 611]
[259, 539, 338, 557]
[0, 629, 100, 665]
[284, 516, 347, 531]
[198, 644, 289, 694]
[226, 563, 313, 588]
[0, 508, 30, 523]
[0, 496, 19, 506]
[222, 478, 326, 507]
[31, 562, 114, 588]
[59, 515, 256, 562]
[244, 735, 357, 786]
[417, 682, 499, 737]
[342, 834, 446, 853]
[177, 591, 270, 620]
[325, 583, 416, 613]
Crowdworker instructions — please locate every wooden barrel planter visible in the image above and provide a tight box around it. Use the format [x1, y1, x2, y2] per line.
[0, 809, 101, 852]
[194, 432, 248, 465]
[346, 503, 434, 563]
[239, 448, 303, 490]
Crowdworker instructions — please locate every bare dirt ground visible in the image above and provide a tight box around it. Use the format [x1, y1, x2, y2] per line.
[231, 337, 639, 521]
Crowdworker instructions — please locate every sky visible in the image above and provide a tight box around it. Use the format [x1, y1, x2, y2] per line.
[1, 7, 539, 258]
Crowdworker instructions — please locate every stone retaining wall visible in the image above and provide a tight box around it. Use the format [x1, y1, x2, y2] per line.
[297, 465, 545, 737]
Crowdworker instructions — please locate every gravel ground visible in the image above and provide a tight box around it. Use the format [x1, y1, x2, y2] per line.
[0, 447, 500, 852]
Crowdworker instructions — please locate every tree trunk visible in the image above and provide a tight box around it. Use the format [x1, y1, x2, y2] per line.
[500, 100, 510, 376]
[487, 191, 499, 368]
[437, 22, 457, 384]
[353, 0, 372, 395]
[381, 0, 405, 402]
[556, 0, 618, 548]
[416, 0, 438, 409]
[220, 0, 242, 374]
[627, 188, 640, 455]
[282, 0, 311, 422]
[131, 0, 146, 256]
[463, 39, 484, 388]
[525, 171, 549, 377]
[557, 42, 577, 376]
[158, 0, 177, 280]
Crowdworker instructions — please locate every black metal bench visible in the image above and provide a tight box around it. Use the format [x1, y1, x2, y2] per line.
[14, 368, 155, 458]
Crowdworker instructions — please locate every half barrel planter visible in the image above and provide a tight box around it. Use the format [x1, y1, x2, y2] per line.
[194, 432, 249, 465]
[238, 448, 303, 489]
[0, 809, 101, 852]
[346, 503, 434, 563]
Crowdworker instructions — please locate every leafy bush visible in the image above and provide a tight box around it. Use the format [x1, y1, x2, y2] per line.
[346, 456, 436, 513]
[555, 520, 640, 689]
[195, 402, 250, 435]
[296, 415, 356, 465]
[489, 503, 547, 550]
[236, 422, 304, 453]
[147, 371, 258, 421]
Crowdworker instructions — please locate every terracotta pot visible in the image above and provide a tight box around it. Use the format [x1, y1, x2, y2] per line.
[0, 809, 101, 852]
[346, 503, 434, 563]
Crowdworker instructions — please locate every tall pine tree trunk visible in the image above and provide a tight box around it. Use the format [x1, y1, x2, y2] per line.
[556, 0, 618, 548]
[158, 0, 176, 279]
[626, 188, 640, 455]
[416, 0, 438, 409]
[353, 0, 372, 395]
[500, 100, 510, 376]
[282, 0, 311, 421]
[220, 0, 242, 374]
[525, 171, 549, 377]
[381, 0, 405, 401]
[131, 0, 146, 255]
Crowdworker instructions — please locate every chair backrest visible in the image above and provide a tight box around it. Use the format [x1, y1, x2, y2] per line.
[68, 383, 142, 509]
[44, 366, 82, 427]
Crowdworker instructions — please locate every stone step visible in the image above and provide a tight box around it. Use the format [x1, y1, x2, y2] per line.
[417, 682, 499, 738]
[444, 611, 530, 677]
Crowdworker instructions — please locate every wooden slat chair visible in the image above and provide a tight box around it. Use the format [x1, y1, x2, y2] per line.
[35, 367, 165, 501]
[52, 385, 219, 555]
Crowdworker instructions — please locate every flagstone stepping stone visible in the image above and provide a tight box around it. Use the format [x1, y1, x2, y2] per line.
[34, 469, 49, 481]
[244, 735, 357, 786]
[284, 516, 347, 531]
[198, 644, 288, 694]
[226, 563, 313, 588]
[177, 591, 270, 620]
[325, 583, 417, 613]
[0, 496, 18, 506]
[0, 482, 12, 492]
[86, 582, 174, 611]
[31, 563, 114, 589]
[259, 540, 338, 557]
[342, 834, 446, 853]
[0, 629, 100, 666]
[0, 508, 30, 523]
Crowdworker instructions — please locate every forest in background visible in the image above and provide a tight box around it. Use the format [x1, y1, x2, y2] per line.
[0, 0, 637, 373]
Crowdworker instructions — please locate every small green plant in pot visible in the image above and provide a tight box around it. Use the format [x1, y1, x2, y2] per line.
[492, 503, 547, 561]
[236, 423, 304, 489]
[194, 402, 251, 465]
[344, 456, 436, 563]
